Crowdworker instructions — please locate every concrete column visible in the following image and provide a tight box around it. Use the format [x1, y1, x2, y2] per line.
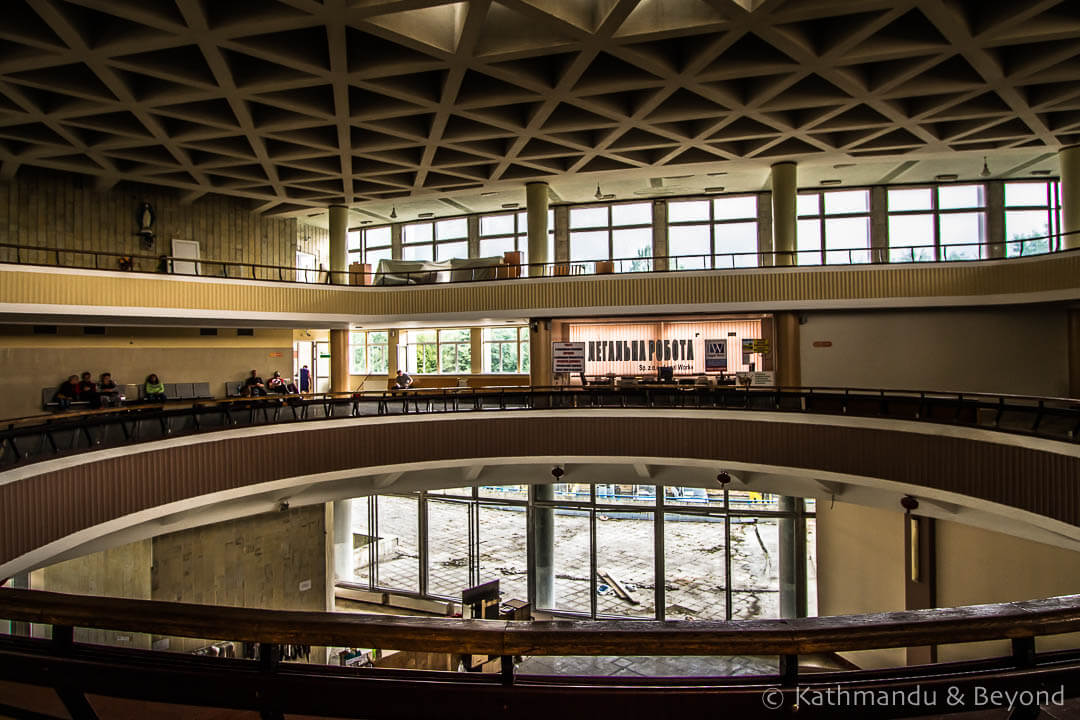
[904, 513, 937, 665]
[985, 180, 1006, 258]
[1069, 309, 1080, 398]
[332, 500, 353, 581]
[775, 311, 800, 387]
[330, 328, 349, 393]
[1061, 145, 1080, 250]
[329, 205, 348, 284]
[10, 572, 29, 636]
[778, 496, 806, 619]
[526, 182, 549, 276]
[651, 199, 668, 271]
[466, 214, 480, 259]
[529, 319, 552, 387]
[387, 328, 401, 378]
[391, 223, 403, 260]
[554, 205, 570, 263]
[869, 186, 888, 263]
[757, 190, 774, 266]
[470, 327, 483, 375]
[533, 483, 555, 609]
[771, 162, 797, 266]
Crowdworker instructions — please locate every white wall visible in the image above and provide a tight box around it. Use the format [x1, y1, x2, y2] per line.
[816, 501, 1080, 668]
[800, 307, 1068, 396]
[936, 520, 1080, 662]
[816, 501, 907, 668]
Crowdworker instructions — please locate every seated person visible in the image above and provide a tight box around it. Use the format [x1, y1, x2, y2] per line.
[244, 369, 267, 396]
[393, 370, 413, 389]
[285, 379, 299, 394]
[98, 372, 122, 407]
[267, 371, 288, 394]
[53, 374, 80, 409]
[78, 371, 100, 409]
[144, 373, 167, 402]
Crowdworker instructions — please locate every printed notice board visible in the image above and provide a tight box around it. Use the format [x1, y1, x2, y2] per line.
[552, 342, 586, 373]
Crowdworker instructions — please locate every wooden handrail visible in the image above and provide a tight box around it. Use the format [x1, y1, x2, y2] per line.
[2, 588, 1079, 657]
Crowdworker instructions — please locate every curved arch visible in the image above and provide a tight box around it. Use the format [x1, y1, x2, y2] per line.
[2, 410, 1078, 576]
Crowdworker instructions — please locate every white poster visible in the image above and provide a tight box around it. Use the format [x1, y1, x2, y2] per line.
[552, 342, 586, 373]
[704, 339, 727, 372]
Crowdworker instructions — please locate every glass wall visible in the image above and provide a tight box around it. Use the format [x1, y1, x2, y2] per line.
[667, 195, 759, 269]
[341, 179, 1059, 275]
[339, 484, 815, 622]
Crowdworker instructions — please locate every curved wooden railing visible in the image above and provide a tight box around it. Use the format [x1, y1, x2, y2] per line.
[1, 588, 1079, 719]
[3, 588, 1080, 657]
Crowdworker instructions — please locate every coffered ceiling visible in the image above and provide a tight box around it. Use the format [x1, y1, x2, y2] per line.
[0, 0, 1078, 221]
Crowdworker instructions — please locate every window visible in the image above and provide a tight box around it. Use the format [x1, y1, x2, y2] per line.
[570, 202, 652, 273]
[482, 326, 530, 373]
[938, 184, 985, 261]
[349, 331, 389, 375]
[667, 195, 759, 269]
[363, 226, 392, 266]
[887, 188, 935, 262]
[478, 210, 554, 265]
[887, 184, 987, 262]
[797, 190, 870, 265]
[402, 219, 469, 263]
[405, 328, 472, 374]
[1005, 181, 1058, 257]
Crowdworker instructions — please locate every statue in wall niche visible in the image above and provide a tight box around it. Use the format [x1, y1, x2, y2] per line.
[136, 201, 156, 249]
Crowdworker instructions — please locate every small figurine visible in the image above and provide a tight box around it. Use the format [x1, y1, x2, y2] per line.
[136, 202, 155, 248]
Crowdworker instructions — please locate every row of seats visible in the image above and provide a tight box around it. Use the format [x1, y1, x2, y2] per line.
[41, 382, 213, 411]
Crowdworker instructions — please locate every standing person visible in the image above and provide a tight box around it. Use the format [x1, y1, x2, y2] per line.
[98, 372, 122, 407]
[53, 374, 80, 410]
[244, 369, 267, 396]
[144, 374, 167, 402]
[393, 369, 413, 389]
[299, 364, 311, 393]
[78, 371, 100, 409]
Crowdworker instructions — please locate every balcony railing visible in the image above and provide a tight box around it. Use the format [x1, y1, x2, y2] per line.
[2, 385, 1077, 469]
[0, 229, 1075, 287]
[0, 586, 1077, 718]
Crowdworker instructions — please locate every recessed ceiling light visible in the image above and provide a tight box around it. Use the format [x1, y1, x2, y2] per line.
[501, 202, 519, 209]
[820, 179, 842, 186]
[935, 174, 959, 181]
[704, 186, 725, 193]
[1031, 169, 1052, 176]
[833, 163, 855, 169]
[707, 171, 727, 176]
[418, 212, 434, 218]
[664, 174, 694, 180]
[360, 220, 372, 225]
[480, 191, 499, 197]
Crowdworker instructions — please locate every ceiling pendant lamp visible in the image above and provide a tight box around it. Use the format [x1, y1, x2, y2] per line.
[389, 206, 397, 219]
[980, 156, 991, 178]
